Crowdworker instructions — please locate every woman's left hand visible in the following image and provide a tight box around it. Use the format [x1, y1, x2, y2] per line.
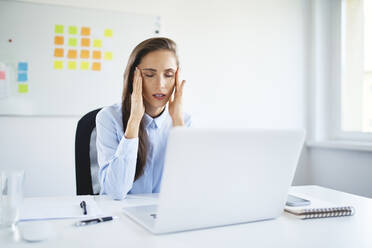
[168, 68, 185, 127]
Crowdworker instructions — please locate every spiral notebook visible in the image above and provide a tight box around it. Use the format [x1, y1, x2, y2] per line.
[284, 194, 355, 220]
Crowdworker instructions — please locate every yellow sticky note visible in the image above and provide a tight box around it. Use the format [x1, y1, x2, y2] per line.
[92, 62, 101, 71]
[104, 51, 113, 60]
[54, 60, 63, 70]
[80, 61, 89, 70]
[18, 84, 28, 93]
[68, 61, 77, 70]
[68, 26, 77, 35]
[104, 29, 113, 37]
[93, 39, 102, 48]
[55, 25, 64, 34]
[68, 38, 77, 47]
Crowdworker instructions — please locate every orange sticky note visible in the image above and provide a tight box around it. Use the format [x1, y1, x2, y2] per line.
[54, 48, 64, 57]
[81, 27, 90, 36]
[92, 51, 101, 59]
[80, 50, 90, 59]
[67, 50, 77, 59]
[54, 36, 64, 45]
[92, 62, 101, 71]
[81, 38, 90, 47]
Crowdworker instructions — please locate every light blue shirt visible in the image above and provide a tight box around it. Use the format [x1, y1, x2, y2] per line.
[96, 103, 191, 200]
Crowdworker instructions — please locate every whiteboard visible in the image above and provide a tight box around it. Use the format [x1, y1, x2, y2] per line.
[0, 1, 160, 116]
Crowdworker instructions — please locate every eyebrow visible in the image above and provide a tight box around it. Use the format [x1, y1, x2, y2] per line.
[142, 68, 175, 72]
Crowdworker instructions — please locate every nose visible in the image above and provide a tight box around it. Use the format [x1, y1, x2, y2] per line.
[155, 75, 167, 88]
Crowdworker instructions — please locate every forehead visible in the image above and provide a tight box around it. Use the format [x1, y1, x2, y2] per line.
[139, 50, 177, 70]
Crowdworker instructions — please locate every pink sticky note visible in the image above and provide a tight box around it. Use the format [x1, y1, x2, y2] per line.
[0, 71, 5, 80]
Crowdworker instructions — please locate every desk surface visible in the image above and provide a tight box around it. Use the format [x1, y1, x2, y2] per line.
[1, 185, 371, 248]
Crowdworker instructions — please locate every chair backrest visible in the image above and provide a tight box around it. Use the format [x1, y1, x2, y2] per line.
[75, 108, 102, 195]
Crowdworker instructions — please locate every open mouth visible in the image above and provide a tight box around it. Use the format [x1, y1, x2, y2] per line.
[152, 94, 166, 100]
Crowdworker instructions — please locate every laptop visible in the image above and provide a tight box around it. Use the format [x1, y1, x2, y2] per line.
[123, 128, 305, 234]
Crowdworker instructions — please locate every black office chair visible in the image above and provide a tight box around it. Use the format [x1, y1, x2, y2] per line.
[75, 108, 102, 195]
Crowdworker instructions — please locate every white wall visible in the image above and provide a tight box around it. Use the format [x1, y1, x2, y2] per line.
[0, 0, 309, 196]
[309, 147, 372, 198]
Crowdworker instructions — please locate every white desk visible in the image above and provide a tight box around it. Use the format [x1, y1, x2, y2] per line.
[1, 185, 371, 248]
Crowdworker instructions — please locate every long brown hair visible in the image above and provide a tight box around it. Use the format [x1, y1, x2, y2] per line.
[122, 37, 179, 181]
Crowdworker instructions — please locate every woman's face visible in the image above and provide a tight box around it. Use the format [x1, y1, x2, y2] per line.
[138, 50, 178, 113]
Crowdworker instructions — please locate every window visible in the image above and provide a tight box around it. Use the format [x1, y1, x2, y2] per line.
[339, 0, 372, 137]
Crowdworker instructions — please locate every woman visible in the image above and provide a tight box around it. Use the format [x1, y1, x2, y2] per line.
[96, 37, 191, 200]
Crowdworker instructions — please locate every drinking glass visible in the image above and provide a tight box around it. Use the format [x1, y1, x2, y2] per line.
[0, 170, 24, 228]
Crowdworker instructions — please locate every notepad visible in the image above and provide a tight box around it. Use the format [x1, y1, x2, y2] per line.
[284, 194, 355, 219]
[19, 197, 103, 221]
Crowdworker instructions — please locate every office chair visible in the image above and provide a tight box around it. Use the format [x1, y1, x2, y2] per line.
[75, 108, 102, 195]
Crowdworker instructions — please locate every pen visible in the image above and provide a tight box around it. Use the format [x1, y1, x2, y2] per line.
[80, 200, 87, 215]
[75, 216, 117, 227]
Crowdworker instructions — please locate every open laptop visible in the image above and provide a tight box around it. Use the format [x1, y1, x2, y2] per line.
[123, 128, 305, 234]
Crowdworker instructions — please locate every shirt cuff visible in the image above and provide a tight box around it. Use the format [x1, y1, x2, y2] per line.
[114, 135, 139, 158]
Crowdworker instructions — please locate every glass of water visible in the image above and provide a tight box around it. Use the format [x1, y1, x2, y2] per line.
[0, 170, 24, 228]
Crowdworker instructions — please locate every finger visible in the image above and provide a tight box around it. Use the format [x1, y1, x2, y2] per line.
[169, 85, 175, 104]
[174, 68, 180, 93]
[178, 80, 186, 95]
[132, 67, 138, 94]
[175, 79, 185, 98]
[133, 67, 141, 95]
[137, 69, 143, 95]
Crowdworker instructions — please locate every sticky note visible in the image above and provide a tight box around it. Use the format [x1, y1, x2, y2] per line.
[92, 62, 101, 71]
[80, 61, 89, 70]
[18, 62, 28, 71]
[81, 27, 90, 36]
[54, 48, 64, 57]
[54, 36, 64, 45]
[18, 84, 28, 93]
[81, 38, 90, 47]
[68, 61, 77, 70]
[93, 39, 102, 48]
[68, 26, 77, 35]
[54, 60, 63, 70]
[92, 51, 101, 59]
[80, 50, 90, 59]
[17, 72, 27, 82]
[0, 71, 6, 80]
[67, 50, 77, 59]
[104, 29, 113, 37]
[55, 25, 64, 34]
[68, 38, 77, 47]
[104, 51, 113, 60]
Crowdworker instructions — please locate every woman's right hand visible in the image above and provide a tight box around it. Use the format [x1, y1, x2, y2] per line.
[125, 67, 145, 139]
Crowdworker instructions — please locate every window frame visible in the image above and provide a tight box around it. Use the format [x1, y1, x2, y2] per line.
[330, 0, 372, 142]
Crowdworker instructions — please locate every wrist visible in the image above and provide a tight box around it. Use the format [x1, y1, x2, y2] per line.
[125, 119, 141, 138]
[172, 117, 184, 127]
[128, 116, 142, 127]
